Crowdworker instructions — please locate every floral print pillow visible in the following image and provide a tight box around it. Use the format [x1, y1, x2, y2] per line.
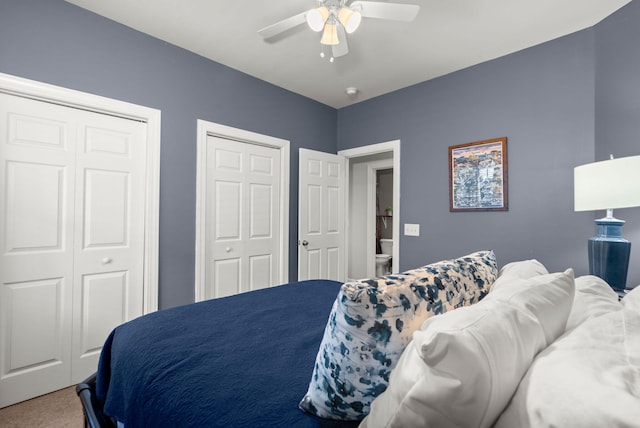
[299, 250, 498, 420]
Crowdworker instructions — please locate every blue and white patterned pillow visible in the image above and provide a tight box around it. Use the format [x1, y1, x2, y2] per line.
[299, 250, 498, 420]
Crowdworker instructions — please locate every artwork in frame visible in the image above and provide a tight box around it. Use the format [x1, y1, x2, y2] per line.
[449, 137, 508, 212]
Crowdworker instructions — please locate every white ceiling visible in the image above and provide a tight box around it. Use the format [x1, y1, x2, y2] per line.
[65, 0, 630, 109]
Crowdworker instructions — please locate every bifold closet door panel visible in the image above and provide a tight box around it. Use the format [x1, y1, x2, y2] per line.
[0, 93, 146, 406]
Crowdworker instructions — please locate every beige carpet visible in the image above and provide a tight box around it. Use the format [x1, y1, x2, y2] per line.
[0, 386, 84, 428]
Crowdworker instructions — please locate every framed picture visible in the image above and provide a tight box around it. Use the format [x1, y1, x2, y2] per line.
[449, 137, 508, 212]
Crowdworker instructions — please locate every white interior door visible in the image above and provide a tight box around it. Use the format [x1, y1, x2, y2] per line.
[0, 93, 146, 407]
[71, 109, 146, 380]
[298, 148, 346, 281]
[205, 136, 281, 298]
[0, 94, 76, 407]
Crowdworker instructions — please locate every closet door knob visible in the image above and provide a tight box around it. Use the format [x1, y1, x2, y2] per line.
[225, 247, 232, 253]
[102, 257, 113, 265]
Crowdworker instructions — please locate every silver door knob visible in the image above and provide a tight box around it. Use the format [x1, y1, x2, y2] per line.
[301, 240, 309, 246]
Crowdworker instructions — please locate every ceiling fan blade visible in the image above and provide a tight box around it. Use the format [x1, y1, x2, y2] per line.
[351, 1, 420, 21]
[332, 25, 349, 58]
[258, 11, 307, 40]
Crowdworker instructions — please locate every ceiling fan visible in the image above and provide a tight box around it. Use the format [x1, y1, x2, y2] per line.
[258, 1, 420, 60]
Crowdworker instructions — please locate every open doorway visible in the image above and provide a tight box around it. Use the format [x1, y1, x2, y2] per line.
[376, 168, 394, 276]
[339, 141, 400, 281]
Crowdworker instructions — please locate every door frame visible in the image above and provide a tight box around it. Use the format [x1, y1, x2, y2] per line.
[0, 72, 161, 313]
[339, 140, 401, 275]
[194, 119, 290, 301]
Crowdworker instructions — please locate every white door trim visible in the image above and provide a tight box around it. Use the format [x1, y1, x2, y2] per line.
[339, 140, 401, 274]
[0, 72, 161, 313]
[195, 120, 290, 301]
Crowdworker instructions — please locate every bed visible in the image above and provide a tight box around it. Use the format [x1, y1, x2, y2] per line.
[78, 252, 640, 427]
[80, 279, 359, 428]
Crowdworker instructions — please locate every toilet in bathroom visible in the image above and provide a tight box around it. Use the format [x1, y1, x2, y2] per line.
[376, 239, 393, 276]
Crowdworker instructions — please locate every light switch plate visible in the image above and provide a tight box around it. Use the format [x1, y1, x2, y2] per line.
[404, 223, 420, 236]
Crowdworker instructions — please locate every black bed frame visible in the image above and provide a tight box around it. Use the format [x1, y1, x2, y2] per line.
[76, 373, 117, 428]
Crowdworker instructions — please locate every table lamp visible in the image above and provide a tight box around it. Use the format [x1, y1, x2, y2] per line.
[574, 155, 640, 292]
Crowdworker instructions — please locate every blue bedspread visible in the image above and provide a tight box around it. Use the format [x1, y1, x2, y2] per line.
[95, 280, 359, 428]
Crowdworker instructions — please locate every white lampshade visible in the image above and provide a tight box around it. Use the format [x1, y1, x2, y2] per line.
[306, 7, 329, 32]
[574, 155, 640, 212]
[338, 7, 362, 33]
[320, 23, 339, 45]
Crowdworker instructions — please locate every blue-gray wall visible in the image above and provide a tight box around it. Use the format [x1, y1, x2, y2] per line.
[337, 0, 640, 288]
[595, 1, 640, 288]
[0, 0, 337, 308]
[338, 30, 595, 276]
[2, 0, 639, 308]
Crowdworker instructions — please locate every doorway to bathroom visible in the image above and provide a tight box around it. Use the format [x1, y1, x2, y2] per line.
[376, 168, 394, 277]
[341, 141, 399, 281]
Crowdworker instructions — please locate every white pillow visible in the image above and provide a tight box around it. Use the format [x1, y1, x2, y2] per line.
[361, 269, 575, 428]
[622, 285, 640, 311]
[490, 259, 548, 293]
[488, 269, 574, 344]
[495, 306, 640, 427]
[565, 275, 621, 331]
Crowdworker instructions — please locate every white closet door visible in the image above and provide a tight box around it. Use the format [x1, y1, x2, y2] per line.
[205, 136, 280, 299]
[70, 110, 147, 381]
[0, 93, 146, 407]
[0, 95, 77, 406]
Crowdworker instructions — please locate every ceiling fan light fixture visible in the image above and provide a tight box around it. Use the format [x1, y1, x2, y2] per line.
[306, 6, 329, 32]
[320, 23, 339, 45]
[338, 7, 361, 34]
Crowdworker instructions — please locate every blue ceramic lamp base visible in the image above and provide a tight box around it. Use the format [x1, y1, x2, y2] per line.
[588, 216, 630, 292]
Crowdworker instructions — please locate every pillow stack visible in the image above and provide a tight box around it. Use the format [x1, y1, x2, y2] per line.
[494, 277, 638, 427]
[361, 263, 576, 428]
[299, 250, 498, 420]
[564, 274, 621, 331]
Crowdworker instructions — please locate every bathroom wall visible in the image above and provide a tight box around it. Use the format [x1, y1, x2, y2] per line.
[377, 168, 394, 240]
